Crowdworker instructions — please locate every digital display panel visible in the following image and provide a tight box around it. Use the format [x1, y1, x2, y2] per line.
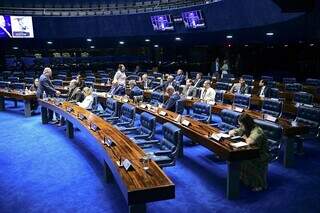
[181, 10, 205, 29]
[0, 15, 34, 38]
[151, 15, 174, 31]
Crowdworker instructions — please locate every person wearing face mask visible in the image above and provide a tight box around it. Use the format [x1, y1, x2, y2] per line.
[229, 114, 269, 192]
[230, 77, 249, 94]
[181, 79, 196, 97]
[200, 80, 216, 103]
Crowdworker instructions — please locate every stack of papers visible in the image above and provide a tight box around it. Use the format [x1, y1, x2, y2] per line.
[210, 133, 230, 141]
[230, 142, 248, 148]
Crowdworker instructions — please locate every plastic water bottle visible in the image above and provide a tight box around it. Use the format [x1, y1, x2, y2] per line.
[43, 91, 47, 100]
[24, 87, 28, 94]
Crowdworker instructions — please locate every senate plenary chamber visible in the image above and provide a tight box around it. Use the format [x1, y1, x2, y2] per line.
[0, 0, 319, 213]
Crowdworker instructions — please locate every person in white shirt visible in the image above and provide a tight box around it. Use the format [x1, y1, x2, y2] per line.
[77, 87, 94, 110]
[113, 64, 126, 86]
[200, 80, 216, 103]
[221, 59, 229, 79]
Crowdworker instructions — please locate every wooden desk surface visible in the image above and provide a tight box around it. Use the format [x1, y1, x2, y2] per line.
[39, 99, 174, 205]
[0, 89, 37, 101]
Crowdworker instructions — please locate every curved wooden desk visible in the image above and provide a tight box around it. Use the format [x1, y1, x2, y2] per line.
[38, 99, 174, 213]
[0, 89, 37, 117]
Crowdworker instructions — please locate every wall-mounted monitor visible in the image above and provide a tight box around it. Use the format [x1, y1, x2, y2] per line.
[151, 15, 174, 31]
[181, 10, 205, 29]
[0, 15, 34, 38]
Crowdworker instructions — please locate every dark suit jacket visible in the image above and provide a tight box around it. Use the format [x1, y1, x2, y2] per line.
[36, 74, 57, 98]
[175, 74, 186, 86]
[67, 87, 83, 102]
[153, 80, 176, 91]
[257, 86, 271, 98]
[164, 92, 180, 112]
[194, 79, 205, 88]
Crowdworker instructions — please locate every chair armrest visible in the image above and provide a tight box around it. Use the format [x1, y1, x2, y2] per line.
[210, 123, 219, 127]
[116, 121, 130, 126]
[154, 150, 172, 156]
[135, 139, 159, 145]
[106, 116, 119, 121]
[133, 134, 149, 139]
[120, 127, 138, 132]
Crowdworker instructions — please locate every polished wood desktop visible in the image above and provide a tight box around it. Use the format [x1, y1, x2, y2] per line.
[0, 89, 37, 117]
[38, 99, 175, 213]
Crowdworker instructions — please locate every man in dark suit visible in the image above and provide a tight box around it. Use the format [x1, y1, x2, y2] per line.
[257, 80, 270, 98]
[66, 79, 83, 102]
[230, 77, 249, 94]
[163, 86, 180, 112]
[153, 75, 175, 91]
[140, 74, 152, 89]
[181, 79, 196, 97]
[194, 73, 204, 88]
[175, 69, 186, 86]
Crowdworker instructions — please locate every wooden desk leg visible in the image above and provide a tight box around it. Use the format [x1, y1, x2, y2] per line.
[227, 161, 241, 200]
[66, 120, 74, 139]
[129, 204, 146, 213]
[24, 100, 32, 117]
[284, 136, 295, 168]
[41, 107, 48, 124]
[104, 161, 113, 183]
[0, 96, 5, 111]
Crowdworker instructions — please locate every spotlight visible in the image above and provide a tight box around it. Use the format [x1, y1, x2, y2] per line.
[154, 44, 159, 48]
[175, 37, 182, 41]
[244, 44, 249, 47]
[266, 32, 274, 36]
[12, 46, 19, 50]
[119, 41, 125, 45]
[284, 44, 288, 47]
[310, 43, 315, 47]
[47, 41, 53, 45]
[90, 46, 95, 49]
[145, 39, 151, 42]
[86, 38, 92, 42]
[226, 35, 233, 39]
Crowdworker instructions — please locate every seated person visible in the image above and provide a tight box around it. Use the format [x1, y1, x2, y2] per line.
[28, 78, 39, 112]
[181, 79, 196, 97]
[200, 80, 216, 103]
[77, 87, 94, 110]
[140, 74, 151, 89]
[230, 77, 249, 94]
[128, 80, 143, 100]
[175, 69, 186, 86]
[162, 86, 180, 112]
[229, 114, 269, 192]
[66, 79, 83, 102]
[153, 75, 176, 91]
[257, 80, 270, 98]
[76, 74, 85, 90]
[194, 73, 204, 88]
[108, 80, 125, 96]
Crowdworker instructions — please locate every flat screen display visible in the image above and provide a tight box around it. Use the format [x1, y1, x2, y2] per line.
[151, 15, 174, 31]
[181, 10, 205, 29]
[0, 15, 34, 38]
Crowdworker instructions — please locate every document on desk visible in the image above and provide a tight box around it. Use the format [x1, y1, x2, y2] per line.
[210, 133, 230, 141]
[230, 142, 248, 148]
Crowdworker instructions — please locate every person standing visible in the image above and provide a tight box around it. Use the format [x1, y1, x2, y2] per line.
[221, 59, 229, 79]
[113, 64, 126, 87]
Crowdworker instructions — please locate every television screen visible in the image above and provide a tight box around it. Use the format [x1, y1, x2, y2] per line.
[151, 15, 174, 31]
[181, 10, 205, 29]
[0, 15, 34, 38]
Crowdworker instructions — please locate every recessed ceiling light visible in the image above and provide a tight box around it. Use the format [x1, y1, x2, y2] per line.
[12, 46, 19, 50]
[90, 46, 95, 49]
[226, 35, 233, 39]
[175, 37, 182, 41]
[266, 32, 274, 36]
[86, 38, 92, 42]
[228, 44, 232, 48]
[244, 44, 249, 47]
[310, 43, 315, 47]
[154, 44, 159, 48]
[145, 39, 150, 42]
[119, 41, 125, 45]
[284, 44, 288, 47]
[47, 41, 53, 44]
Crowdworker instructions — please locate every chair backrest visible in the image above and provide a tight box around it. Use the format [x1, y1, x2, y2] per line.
[305, 78, 320, 87]
[215, 82, 231, 90]
[283, 77, 296, 84]
[223, 73, 234, 79]
[285, 83, 302, 92]
[140, 112, 156, 137]
[0, 81, 10, 88]
[105, 98, 117, 116]
[266, 81, 277, 88]
[24, 77, 34, 84]
[233, 94, 251, 109]
[254, 119, 283, 162]
[100, 77, 111, 84]
[220, 78, 233, 83]
[162, 122, 182, 159]
[127, 75, 139, 81]
[52, 79, 63, 86]
[261, 76, 273, 82]
[295, 105, 320, 128]
[8, 76, 19, 83]
[120, 103, 136, 124]
[294, 92, 313, 105]
[269, 88, 279, 99]
[12, 83, 26, 90]
[242, 74, 253, 80]
[150, 91, 164, 105]
[215, 90, 225, 103]
[220, 109, 241, 131]
[175, 99, 185, 114]
[85, 81, 94, 88]
[262, 98, 283, 117]
[85, 76, 96, 83]
[57, 74, 67, 80]
[192, 102, 212, 123]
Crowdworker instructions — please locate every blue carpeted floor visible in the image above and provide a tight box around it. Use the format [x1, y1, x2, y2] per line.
[1, 100, 320, 213]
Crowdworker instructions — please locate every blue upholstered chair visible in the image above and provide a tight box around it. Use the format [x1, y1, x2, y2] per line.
[215, 90, 225, 103]
[269, 88, 279, 99]
[217, 109, 241, 131]
[262, 98, 283, 117]
[140, 123, 182, 168]
[12, 83, 26, 90]
[261, 76, 273, 82]
[254, 119, 283, 162]
[99, 98, 118, 118]
[125, 112, 156, 140]
[175, 99, 185, 115]
[127, 75, 139, 81]
[24, 77, 34, 84]
[57, 74, 67, 81]
[285, 83, 302, 92]
[8, 76, 19, 83]
[283, 77, 296, 84]
[233, 94, 251, 109]
[109, 103, 136, 130]
[85, 76, 96, 83]
[215, 82, 231, 91]
[294, 92, 313, 105]
[0, 81, 10, 89]
[150, 91, 164, 106]
[100, 77, 111, 84]
[294, 105, 320, 129]
[220, 78, 233, 83]
[191, 102, 212, 123]
[266, 81, 277, 88]
[242, 75, 253, 80]
[305, 78, 320, 87]
[52, 79, 63, 86]
[85, 81, 94, 88]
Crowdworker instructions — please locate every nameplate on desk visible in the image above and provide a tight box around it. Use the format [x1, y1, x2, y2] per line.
[78, 113, 86, 121]
[210, 134, 222, 141]
[264, 114, 277, 122]
[233, 106, 244, 112]
[186, 96, 193, 100]
[90, 122, 99, 132]
[181, 120, 190, 126]
[230, 142, 248, 149]
[107, 94, 112, 98]
[122, 159, 133, 171]
[159, 111, 167, 116]
[54, 101, 62, 106]
[104, 136, 114, 147]
[122, 99, 128, 103]
[140, 103, 147, 108]
[66, 107, 73, 113]
[270, 98, 278, 101]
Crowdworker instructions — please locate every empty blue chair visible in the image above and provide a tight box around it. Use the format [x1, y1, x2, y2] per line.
[12, 83, 26, 90]
[52, 79, 63, 86]
[262, 98, 283, 117]
[261, 76, 273, 82]
[233, 94, 251, 109]
[283, 77, 296, 84]
[294, 105, 320, 129]
[191, 102, 212, 123]
[220, 78, 233, 83]
[150, 91, 164, 106]
[140, 122, 182, 168]
[126, 112, 156, 140]
[294, 92, 313, 105]
[8, 76, 19, 83]
[215, 90, 225, 103]
[305, 78, 320, 87]
[285, 83, 302, 92]
[99, 98, 118, 118]
[85, 76, 96, 83]
[108, 103, 136, 130]
[254, 119, 283, 162]
[269, 88, 279, 99]
[223, 73, 235, 79]
[217, 109, 241, 131]
[215, 82, 231, 91]
[0, 81, 10, 89]
[175, 99, 185, 114]
[57, 74, 67, 80]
